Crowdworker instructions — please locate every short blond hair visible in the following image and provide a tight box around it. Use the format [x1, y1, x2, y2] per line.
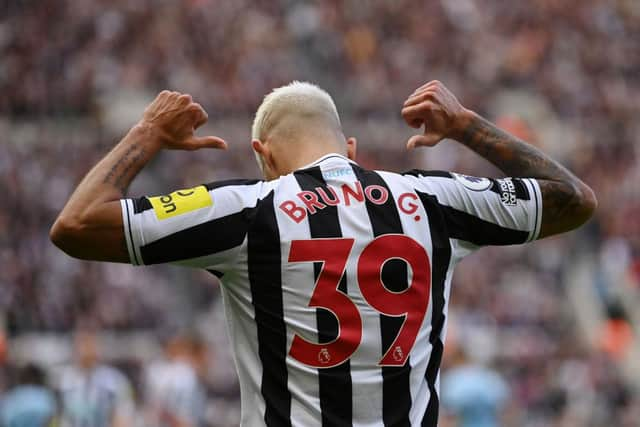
[251, 81, 341, 141]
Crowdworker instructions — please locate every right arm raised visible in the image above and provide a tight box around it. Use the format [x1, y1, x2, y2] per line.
[453, 112, 596, 238]
[401, 80, 596, 239]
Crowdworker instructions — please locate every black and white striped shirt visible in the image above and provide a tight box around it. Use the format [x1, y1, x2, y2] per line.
[121, 153, 542, 426]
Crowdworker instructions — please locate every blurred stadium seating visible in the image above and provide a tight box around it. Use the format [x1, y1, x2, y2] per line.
[1, 1, 638, 425]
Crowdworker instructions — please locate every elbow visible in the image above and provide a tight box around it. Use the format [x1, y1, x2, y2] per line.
[574, 182, 598, 227]
[50, 216, 86, 259]
[539, 180, 597, 239]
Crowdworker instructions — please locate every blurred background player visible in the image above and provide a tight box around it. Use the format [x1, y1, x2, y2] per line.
[0, 363, 56, 427]
[144, 329, 207, 427]
[440, 344, 509, 427]
[57, 329, 134, 427]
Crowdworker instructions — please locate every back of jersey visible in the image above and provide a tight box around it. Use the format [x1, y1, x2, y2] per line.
[266, 155, 442, 427]
[121, 153, 541, 426]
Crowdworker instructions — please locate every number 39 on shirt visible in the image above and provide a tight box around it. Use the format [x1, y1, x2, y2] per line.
[287, 235, 431, 368]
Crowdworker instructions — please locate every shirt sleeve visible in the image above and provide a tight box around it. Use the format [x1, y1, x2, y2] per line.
[404, 170, 542, 251]
[120, 179, 264, 270]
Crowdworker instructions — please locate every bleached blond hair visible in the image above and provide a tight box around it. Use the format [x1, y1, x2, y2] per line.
[251, 81, 342, 141]
[251, 81, 343, 173]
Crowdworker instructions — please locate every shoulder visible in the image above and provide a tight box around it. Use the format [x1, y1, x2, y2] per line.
[154, 361, 198, 389]
[204, 178, 264, 191]
[95, 365, 131, 390]
[380, 169, 458, 190]
[57, 365, 82, 388]
[205, 178, 282, 204]
[401, 170, 494, 192]
[401, 169, 454, 179]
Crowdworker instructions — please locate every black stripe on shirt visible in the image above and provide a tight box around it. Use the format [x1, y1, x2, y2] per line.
[402, 172, 530, 245]
[417, 192, 452, 427]
[294, 167, 353, 427]
[439, 204, 529, 246]
[513, 178, 530, 200]
[352, 165, 412, 427]
[133, 196, 152, 214]
[405, 170, 533, 205]
[205, 178, 262, 191]
[402, 169, 453, 179]
[139, 208, 253, 264]
[207, 269, 224, 279]
[247, 191, 292, 427]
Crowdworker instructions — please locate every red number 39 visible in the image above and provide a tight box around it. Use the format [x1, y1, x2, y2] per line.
[288, 235, 431, 368]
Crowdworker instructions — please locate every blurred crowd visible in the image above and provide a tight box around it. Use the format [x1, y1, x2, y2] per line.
[0, 328, 239, 427]
[1, 0, 639, 426]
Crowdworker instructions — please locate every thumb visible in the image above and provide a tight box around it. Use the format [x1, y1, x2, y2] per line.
[184, 135, 228, 150]
[406, 133, 442, 150]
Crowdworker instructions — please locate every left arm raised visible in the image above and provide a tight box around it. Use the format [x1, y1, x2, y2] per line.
[50, 91, 226, 262]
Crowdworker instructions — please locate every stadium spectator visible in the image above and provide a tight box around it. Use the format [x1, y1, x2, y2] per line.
[441, 345, 509, 427]
[0, 363, 57, 427]
[144, 330, 207, 427]
[56, 329, 135, 427]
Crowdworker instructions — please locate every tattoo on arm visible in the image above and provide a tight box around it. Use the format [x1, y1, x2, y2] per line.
[102, 145, 147, 193]
[459, 115, 571, 182]
[457, 113, 595, 238]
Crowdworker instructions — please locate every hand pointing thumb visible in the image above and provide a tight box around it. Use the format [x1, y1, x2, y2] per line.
[406, 131, 444, 150]
[181, 135, 228, 151]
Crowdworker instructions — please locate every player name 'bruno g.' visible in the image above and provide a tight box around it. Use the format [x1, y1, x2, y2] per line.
[279, 181, 421, 223]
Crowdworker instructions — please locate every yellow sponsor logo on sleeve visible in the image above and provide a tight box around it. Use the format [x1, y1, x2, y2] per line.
[148, 185, 213, 220]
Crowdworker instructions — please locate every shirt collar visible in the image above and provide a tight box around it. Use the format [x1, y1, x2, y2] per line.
[297, 153, 357, 170]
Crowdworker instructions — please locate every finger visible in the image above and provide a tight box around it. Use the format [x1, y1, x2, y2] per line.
[401, 101, 440, 117]
[410, 82, 435, 96]
[406, 133, 442, 150]
[178, 94, 193, 106]
[401, 105, 423, 128]
[189, 104, 208, 129]
[400, 106, 424, 128]
[401, 101, 438, 126]
[163, 91, 180, 108]
[194, 113, 207, 129]
[149, 90, 171, 109]
[157, 90, 178, 109]
[410, 80, 441, 96]
[184, 135, 228, 150]
[403, 89, 438, 107]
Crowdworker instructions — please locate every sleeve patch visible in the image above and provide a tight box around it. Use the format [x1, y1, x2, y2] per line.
[148, 185, 213, 220]
[451, 173, 492, 191]
[495, 178, 518, 206]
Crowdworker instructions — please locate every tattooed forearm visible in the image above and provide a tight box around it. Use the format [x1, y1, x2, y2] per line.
[50, 125, 161, 263]
[455, 112, 596, 238]
[102, 144, 136, 189]
[458, 114, 572, 182]
[102, 144, 147, 193]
